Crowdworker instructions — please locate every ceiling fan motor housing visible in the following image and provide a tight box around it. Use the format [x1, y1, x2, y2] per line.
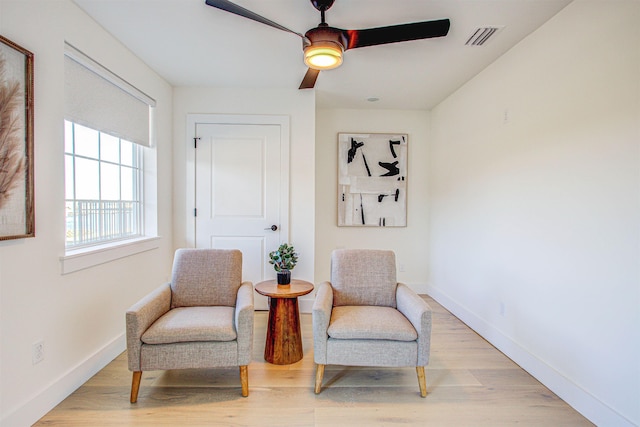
[303, 25, 347, 49]
[303, 26, 348, 70]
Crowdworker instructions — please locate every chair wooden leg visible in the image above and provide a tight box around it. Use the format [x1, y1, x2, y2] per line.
[130, 371, 142, 403]
[239, 365, 249, 397]
[314, 364, 325, 394]
[416, 366, 427, 398]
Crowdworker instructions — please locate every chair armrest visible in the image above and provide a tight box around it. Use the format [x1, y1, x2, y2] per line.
[396, 283, 432, 366]
[235, 281, 254, 365]
[125, 283, 171, 371]
[312, 281, 334, 364]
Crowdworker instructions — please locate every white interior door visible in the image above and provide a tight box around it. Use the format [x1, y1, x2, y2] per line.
[193, 120, 287, 310]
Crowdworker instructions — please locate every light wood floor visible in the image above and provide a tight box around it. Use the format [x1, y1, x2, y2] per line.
[35, 296, 592, 426]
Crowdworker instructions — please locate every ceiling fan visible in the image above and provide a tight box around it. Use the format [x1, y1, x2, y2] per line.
[204, 0, 450, 89]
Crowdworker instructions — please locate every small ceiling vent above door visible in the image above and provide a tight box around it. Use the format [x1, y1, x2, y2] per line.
[465, 26, 504, 46]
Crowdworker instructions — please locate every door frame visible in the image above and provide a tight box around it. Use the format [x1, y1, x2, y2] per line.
[185, 114, 290, 248]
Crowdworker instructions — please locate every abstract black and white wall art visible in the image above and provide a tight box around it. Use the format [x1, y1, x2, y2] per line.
[338, 133, 407, 227]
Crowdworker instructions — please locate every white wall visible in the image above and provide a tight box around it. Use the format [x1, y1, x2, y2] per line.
[1, 1, 636, 426]
[172, 87, 316, 289]
[0, 1, 174, 425]
[427, 1, 639, 425]
[315, 109, 430, 290]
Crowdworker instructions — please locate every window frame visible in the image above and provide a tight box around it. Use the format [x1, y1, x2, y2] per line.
[60, 43, 159, 274]
[64, 120, 144, 249]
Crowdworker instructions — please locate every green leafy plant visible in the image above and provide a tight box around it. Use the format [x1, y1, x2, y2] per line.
[268, 243, 298, 272]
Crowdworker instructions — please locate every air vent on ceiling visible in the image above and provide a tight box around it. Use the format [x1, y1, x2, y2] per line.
[465, 26, 504, 46]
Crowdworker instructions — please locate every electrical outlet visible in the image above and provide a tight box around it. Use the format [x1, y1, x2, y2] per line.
[499, 302, 506, 317]
[32, 340, 44, 365]
[399, 263, 406, 272]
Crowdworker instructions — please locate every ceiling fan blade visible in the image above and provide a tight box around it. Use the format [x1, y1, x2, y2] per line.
[205, 0, 304, 38]
[299, 68, 320, 89]
[344, 19, 450, 50]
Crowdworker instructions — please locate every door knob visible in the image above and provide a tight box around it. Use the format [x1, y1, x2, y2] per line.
[264, 225, 278, 231]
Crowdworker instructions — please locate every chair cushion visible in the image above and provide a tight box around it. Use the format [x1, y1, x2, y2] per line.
[170, 249, 242, 308]
[141, 307, 237, 344]
[327, 306, 418, 341]
[331, 249, 397, 307]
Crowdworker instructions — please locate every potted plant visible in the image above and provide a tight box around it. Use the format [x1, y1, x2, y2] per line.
[268, 243, 298, 285]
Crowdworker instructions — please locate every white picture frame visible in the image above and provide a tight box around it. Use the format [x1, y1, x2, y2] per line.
[338, 132, 407, 227]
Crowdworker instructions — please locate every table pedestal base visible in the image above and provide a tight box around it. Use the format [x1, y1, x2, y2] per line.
[264, 297, 303, 365]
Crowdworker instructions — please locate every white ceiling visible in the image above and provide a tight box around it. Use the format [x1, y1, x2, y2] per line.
[73, 0, 573, 110]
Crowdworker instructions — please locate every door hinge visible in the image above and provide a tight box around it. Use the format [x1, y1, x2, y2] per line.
[194, 208, 197, 217]
[194, 137, 201, 148]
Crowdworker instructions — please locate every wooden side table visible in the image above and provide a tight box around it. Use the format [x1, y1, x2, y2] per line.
[255, 279, 314, 365]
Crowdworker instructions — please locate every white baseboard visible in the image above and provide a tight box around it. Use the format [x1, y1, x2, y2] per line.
[425, 284, 635, 427]
[1, 333, 125, 427]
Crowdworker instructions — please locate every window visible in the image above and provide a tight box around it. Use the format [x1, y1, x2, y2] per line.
[65, 121, 142, 248]
[62, 43, 158, 273]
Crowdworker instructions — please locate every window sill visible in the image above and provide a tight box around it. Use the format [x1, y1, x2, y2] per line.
[61, 236, 161, 275]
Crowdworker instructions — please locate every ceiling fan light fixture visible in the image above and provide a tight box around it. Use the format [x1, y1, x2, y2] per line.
[304, 42, 343, 70]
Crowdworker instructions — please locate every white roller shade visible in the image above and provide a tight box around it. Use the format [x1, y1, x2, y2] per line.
[64, 43, 156, 147]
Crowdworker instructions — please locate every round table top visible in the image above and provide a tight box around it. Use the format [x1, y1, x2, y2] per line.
[255, 279, 314, 298]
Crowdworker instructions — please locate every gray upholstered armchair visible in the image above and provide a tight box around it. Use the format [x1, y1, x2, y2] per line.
[126, 249, 254, 402]
[313, 249, 432, 397]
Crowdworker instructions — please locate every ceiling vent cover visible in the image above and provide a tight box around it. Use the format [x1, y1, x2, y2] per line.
[465, 26, 504, 46]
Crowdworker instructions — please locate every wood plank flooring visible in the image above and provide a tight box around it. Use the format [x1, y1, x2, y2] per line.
[34, 296, 593, 426]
